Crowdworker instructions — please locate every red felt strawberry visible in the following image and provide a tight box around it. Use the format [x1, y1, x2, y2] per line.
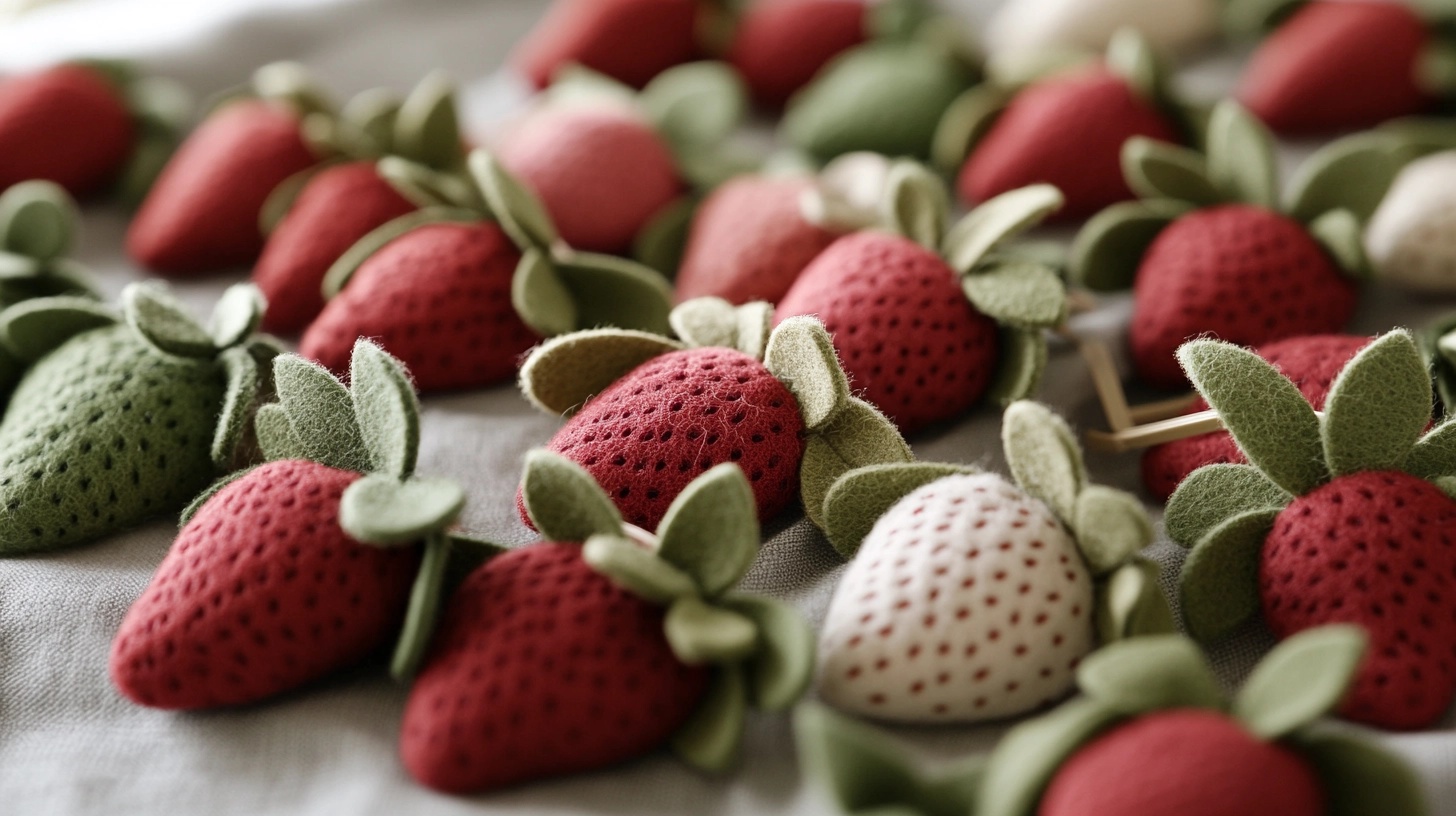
[511, 0, 705, 89]
[400, 450, 812, 792]
[1142, 334, 1371, 501]
[298, 150, 672, 394]
[110, 341, 476, 709]
[727, 0, 868, 109]
[1170, 330, 1456, 730]
[775, 161, 1068, 433]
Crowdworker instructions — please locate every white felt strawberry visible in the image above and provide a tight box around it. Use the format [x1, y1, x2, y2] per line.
[984, 0, 1219, 69]
[1367, 148, 1456, 293]
[814, 401, 1169, 724]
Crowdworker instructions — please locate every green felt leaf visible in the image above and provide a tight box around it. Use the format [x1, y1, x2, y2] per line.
[634, 196, 697, 276]
[339, 474, 465, 546]
[978, 698, 1124, 816]
[986, 327, 1048, 405]
[390, 532, 453, 682]
[518, 328, 683, 416]
[1206, 101, 1278, 209]
[1321, 331, 1430, 477]
[211, 346, 260, 470]
[553, 251, 673, 336]
[1068, 199, 1187, 291]
[547, 64, 638, 107]
[349, 340, 420, 478]
[734, 301, 774, 361]
[0, 296, 116, 361]
[521, 449, 623, 542]
[1076, 635, 1224, 716]
[655, 464, 759, 596]
[394, 71, 463, 170]
[512, 248, 577, 337]
[208, 283, 265, 349]
[800, 398, 914, 534]
[178, 466, 257, 527]
[1104, 28, 1164, 102]
[377, 156, 480, 210]
[1417, 41, 1456, 96]
[114, 136, 178, 208]
[1310, 208, 1370, 278]
[272, 354, 370, 473]
[670, 297, 739, 350]
[640, 61, 746, 150]
[1096, 558, 1178, 643]
[1179, 339, 1329, 495]
[253, 61, 333, 115]
[1224, 0, 1307, 34]
[1179, 508, 1278, 643]
[666, 596, 760, 665]
[676, 143, 761, 191]
[822, 463, 976, 560]
[123, 282, 216, 358]
[471, 149, 558, 251]
[1001, 400, 1086, 524]
[882, 160, 949, 250]
[671, 664, 748, 773]
[1121, 139, 1222, 206]
[261, 164, 329, 236]
[582, 534, 699, 604]
[321, 209, 479, 297]
[764, 316, 852, 431]
[339, 86, 402, 156]
[1234, 624, 1367, 739]
[1406, 419, 1456, 481]
[869, 0, 937, 40]
[1292, 728, 1429, 816]
[961, 260, 1066, 330]
[943, 184, 1064, 275]
[1286, 132, 1402, 223]
[1164, 464, 1291, 548]
[254, 402, 305, 462]
[0, 180, 76, 261]
[1071, 485, 1151, 575]
[930, 84, 1008, 174]
[720, 595, 813, 711]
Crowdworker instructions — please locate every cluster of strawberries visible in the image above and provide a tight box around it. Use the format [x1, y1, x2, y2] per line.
[1, 0, 1455, 810]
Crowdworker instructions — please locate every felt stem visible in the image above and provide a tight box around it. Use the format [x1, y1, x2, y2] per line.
[390, 531, 453, 681]
[670, 665, 748, 773]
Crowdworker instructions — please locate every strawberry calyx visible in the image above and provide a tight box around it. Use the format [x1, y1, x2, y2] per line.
[72, 59, 192, 207]
[0, 181, 98, 309]
[1421, 311, 1456, 412]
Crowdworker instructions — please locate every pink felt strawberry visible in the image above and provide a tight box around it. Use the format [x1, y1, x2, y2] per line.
[727, 0, 869, 109]
[297, 149, 672, 394]
[109, 341, 479, 709]
[1070, 101, 1390, 389]
[1170, 330, 1456, 730]
[510, 0, 706, 90]
[399, 450, 812, 792]
[775, 161, 1068, 433]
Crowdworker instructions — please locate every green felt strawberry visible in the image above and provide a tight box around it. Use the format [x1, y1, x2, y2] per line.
[1167, 329, 1456, 730]
[0, 282, 279, 554]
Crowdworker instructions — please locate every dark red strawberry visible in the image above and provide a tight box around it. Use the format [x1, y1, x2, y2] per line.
[1238, 0, 1434, 135]
[0, 64, 134, 196]
[1141, 334, 1371, 500]
[727, 0, 868, 109]
[511, 0, 703, 89]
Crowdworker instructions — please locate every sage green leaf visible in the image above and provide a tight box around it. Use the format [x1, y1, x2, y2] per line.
[1321, 331, 1430, 476]
[985, 328, 1048, 404]
[1406, 419, 1456, 481]
[254, 402, 305, 462]
[1206, 101, 1278, 208]
[339, 474, 465, 545]
[1287, 132, 1401, 223]
[1068, 199, 1187, 291]
[1179, 508, 1278, 643]
[1178, 339, 1328, 495]
[640, 61, 747, 150]
[634, 196, 697, 275]
[394, 71, 463, 170]
[671, 665, 748, 773]
[1309, 208, 1369, 278]
[517, 329, 683, 416]
[1224, 0, 1307, 34]
[114, 136, 177, 208]
[978, 698, 1124, 816]
[211, 346, 260, 470]
[1291, 728, 1429, 816]
[339, 86, 402, 155]
[800, 397, 914, 533]
[735, 301, 774, 360]
[209, 283, 265, 349]
[1096, 559, 1178, 642]
[553, 252, 673, 336]
[1233, 624, 1367, 739]
[676, 143, 760, 190]
[349, 340, 420, 478]
[721, 595, 813, 711]
[471, 149, 558, 250]
[656, 463, 759, 596]
[882, 160, 949, 250]
[253, 61, 333, 116]
[272, 354, 370, 473]
[179, 466, 259, 528]
[582, 534, 699, 604]
[665, 597, 760, 665]
[1076, 635, 1224, 716]
[546, 64, 637, 107]
[869, 0, 937, 40]
[822, 462, 976, 559]
[1121, 139, 1222, 206]
[0, 180, 75, 261]
[930, 84, 1008, 173]
[1418, 41, 1456, 95]
[258, 164, 321, 234]
[1104, 28, 1164, 102]
[670, 296, 739, 350]
[322, 208, 479, 297]
[512, 248, 577, 337]
[1164, 464, 1290, 547]
[1002, 400, 1086, 523]
[123, 282, 215, 358]
[961, 260, 1067, 329]
[390, 532, 453, 681]
[763, 316, 851, 431]
[1071, 485, 1151, 575]
[377, 156, 479, 209]
[943, 184, 1064, 275]
[0, 296, 116, 361]
[521, 449, 623, 542]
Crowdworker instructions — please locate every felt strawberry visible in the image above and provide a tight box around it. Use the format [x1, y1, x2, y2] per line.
[518, 305, 909, 531]
[1232, 0, 1456, 135]
[726, 0, 869, 110]
[813, 401, 1169, 724]
[0, 282, 278, 554]
[110, 340, 483, 709]
[937, 31, 1196, 221]
[799, 628, 1429, 816]
[251, 73, 469, 333]
[510, 0, 706, 90]
[494, 62, 747, 255]
[399, 450, 813, 792]
[1141, 334, 1372, 501]
[0, 60, 189, 202]
[1168, 329, 1456, 729]
[984, 0, 1220, 69]
[1363, 123, 1456, 293]
[1070, 101, 1397, 389]
[298, 149, 672, 394]
[127, 62, 332, 276]
[776, 161, 1068, 433]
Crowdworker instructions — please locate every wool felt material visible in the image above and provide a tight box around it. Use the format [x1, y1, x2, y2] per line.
[727, 0, 868, 110]
[1161, 465, 1289, 548]
[819, 461, 973, 559]
[0, 64, 136, 197]
[509, 0, 702, 90]
[1367, 151, 1456, 293]
[517, 329, 685, 416]
[668, 298, 773, 360]
[798, 400, 916, 537]
[983, 0, 1218, 66]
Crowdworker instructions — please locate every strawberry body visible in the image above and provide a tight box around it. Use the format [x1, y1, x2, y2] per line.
[1260, 471, 1456, 730]
[109, 460, 420, 709]
[400, 542, 710, 792]
[1129, 205, 1358, 389]
[496, 106, 682, 254]
[299, 221, 539, 393]
[959, 68, 1179, 220]
[127, 100, 320, 276]
[818, 472, 1096, 722]
[1366, 151, 1456, 293]
[1238, 0, 1432, 135]
[775, 231, 1000, 433]
[1038, 709, 1325, 816]
[1141, 334, 1370, 500]
[539, 347, 805, 529]
[0, 64, 134, 196]
[674, 176, 839, 305]
[728, 0, 868, 109]
[253, 161, 417, 333]
[511, 0, 702, 89]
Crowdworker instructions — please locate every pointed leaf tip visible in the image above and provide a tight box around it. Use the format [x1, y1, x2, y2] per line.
[521, 449, 623, 542]
[1234, 625, 1367, 739]
[655, 463, 759, 597]
[349, 339, 421, 478]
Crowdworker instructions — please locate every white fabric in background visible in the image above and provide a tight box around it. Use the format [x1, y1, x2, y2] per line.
[0, 1, 1453, 813]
